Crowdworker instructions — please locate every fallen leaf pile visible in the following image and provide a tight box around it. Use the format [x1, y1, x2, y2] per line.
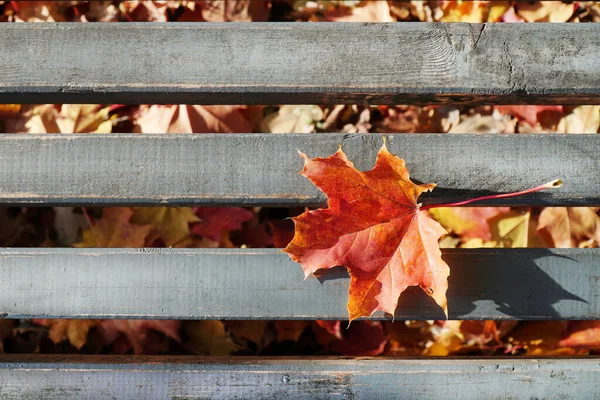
[0, 0, 598, 357]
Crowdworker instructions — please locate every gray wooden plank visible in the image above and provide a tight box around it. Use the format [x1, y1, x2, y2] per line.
[0, 133, 597, 206]
[1, 22, 600, 104]
[0, 355, 599, 399]
[0, 248, 597, 320]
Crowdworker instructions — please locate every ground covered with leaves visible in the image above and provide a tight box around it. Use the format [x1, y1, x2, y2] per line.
[0, 0, 599, 357]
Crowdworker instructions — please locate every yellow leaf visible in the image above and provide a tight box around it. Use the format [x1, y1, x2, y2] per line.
[0, 104, 21, 119]
[131, 207, 200, 247]
[460, 238, 498, 248]
[260, 105, 324, 134]
[573, 106, 599, 133]
[74, 208, 152, 248]
[440, 1, 487, 22]
[184, 321, 238, 356]
[487, 2, 511, 22]
[488, 211, 530, 248]
[16, 104, 113, 134]
[35, 319, 99, 350]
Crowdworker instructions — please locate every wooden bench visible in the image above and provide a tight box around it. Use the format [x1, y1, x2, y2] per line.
[0, 21, 599, 399]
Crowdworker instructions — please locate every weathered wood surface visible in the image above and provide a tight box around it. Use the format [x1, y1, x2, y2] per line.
[0, 355, 599, 399]
[0, 248, 597, 320]
[2, 23, 600, 104]
[0, 133, 597, 206]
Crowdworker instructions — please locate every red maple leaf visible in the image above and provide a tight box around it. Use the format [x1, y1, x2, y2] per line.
[284, 143, 561, 321]
[284, 143, 449, 321]
[191, 207, 254, 241]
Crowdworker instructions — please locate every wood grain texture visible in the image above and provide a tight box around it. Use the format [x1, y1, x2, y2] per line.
[0, 248, 597, 320]
[0, 355, 599, 399]
[1, 23, 600, 104]
[0, 133, 597, 206]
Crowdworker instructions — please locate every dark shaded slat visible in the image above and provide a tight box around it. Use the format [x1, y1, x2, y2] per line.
[0, 133, 597, 206]
[0, 248, 597, 320]
[0, 355, 599, 399]
[2, 23, 600, 104]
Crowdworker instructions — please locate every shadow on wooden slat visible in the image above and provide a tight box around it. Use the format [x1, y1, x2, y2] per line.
[317, 250, 586, 320]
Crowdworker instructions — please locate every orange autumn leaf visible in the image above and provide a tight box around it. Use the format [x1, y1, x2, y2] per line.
[33, 319, 99, 350]
[75, 208, 152, 248]
[284, 143, 449, 321]
[192, 207, 254, 241]
[559, 321, 600, 349]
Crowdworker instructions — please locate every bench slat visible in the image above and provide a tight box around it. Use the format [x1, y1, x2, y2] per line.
[2, 23, 600, 104]
[0, 355, 599, 399]
[0, 133, 597, 206]
[0, 248, 597, 320]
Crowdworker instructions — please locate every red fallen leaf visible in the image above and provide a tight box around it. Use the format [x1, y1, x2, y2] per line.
[192, 207, 254, 242]
[330, 321, 388, 356]
[559, 321, 600, 349]
[284, 143, 449, 321]
[98, 320, 181, 355]
[494, 106, 563, 126]
[284, 143, 561, 321]
[269, 220, 295, 248]
[316, 320, 342, 340]
[233, 220, 273, 248]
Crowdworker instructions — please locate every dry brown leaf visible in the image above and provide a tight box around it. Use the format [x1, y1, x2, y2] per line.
[74, 208, 152, 248]
[537, 207, 600, 248]
[118, 1, 171, 21]
[224, 321, 268, 345]
[198, 0, 271, 22]
[131, 207, 200, 247]
[260, 105, 323, 133]
[135, 105, 262, 133]
[449, 113, 514, 134]
[6, 104, 113, 134]
[275, 321, 310, 342]
[324, 0, 394, 22]
[557, 106, 600, 134]
[99, 320, 181, 355]
[184, 320, 238, 355]
[516, 1, 575, 22]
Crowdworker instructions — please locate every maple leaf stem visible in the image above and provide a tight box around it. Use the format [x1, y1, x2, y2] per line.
[420, 179, 562, 211]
